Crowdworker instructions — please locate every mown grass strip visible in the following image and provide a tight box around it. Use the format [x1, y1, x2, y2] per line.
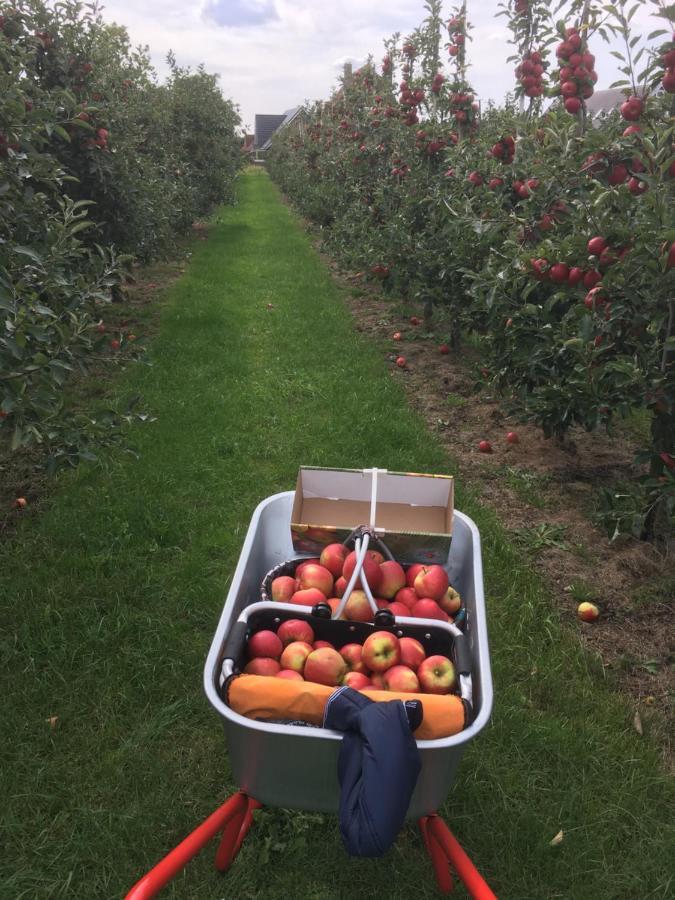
[1, 169, 672, 900]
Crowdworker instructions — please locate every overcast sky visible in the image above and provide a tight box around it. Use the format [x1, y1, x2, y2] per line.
[98, 0, 663, 133]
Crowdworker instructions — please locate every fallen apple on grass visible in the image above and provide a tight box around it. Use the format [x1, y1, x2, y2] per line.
[577, 602, 599, 622]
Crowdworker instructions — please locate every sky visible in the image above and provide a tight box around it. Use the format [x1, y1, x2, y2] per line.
[98, 0, 664, 133]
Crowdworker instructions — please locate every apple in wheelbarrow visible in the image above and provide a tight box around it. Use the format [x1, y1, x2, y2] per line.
[297, 563, 334, 597]
[378, 560, 406, 598]
[304, 647, 348, 686]
[280, 641, 314, 673]
[271, 576, 296, 603]
[383, 665, 420, 693]
[320, 543, 349, 577]
[277, 619, 315, 647]
[418, 655, 456, 694]
[343, 671, 372, 690]
[244, 658, 280, 676]
[362, 631, 400, 672]
[248, 630, 283, 660]
[340, 642, 368, 673]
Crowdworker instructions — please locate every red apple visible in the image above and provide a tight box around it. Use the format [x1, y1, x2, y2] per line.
[393, 332, 402, 341]
[343, 671, 372, 690]
[304, 647, 348, 686]
[327, 597, 341, 617]
[340, 642, 368, 673]
[399, 637, 426, 671]
[277, 619, 315, 647]
[577, 601, 599, 622]
[276, 669, 304, 681]
[394, 587, 418, 610]
[478, 440, 493, 453]
[295, 558, 321, 578]
[297, 563, 334, 596]
[362, 631, 401, 672]
[506, 431, 519, 444]
[418, 655, 456, 694]
[320, 543, 349, 578]
[248, 630, 283, 660]
[290, 588, 327, 606]
[378, 560, 406, 599]
[396, 356, 406, 368]
[280, 640, 314, 672]
[439, 344, 450, 354]
[406, 564, 425, 588]
[411, 598, 449, 621]
[340, 589, 371, 622]
[334, 575, 348, 597]
[370, 672, 386, 689]
[244, 658, 281, 676]
[343, 550, 383, 592]
[439, 586, 462, 616]
[271, 575, 297, 603]
[413, 565, 449, 600]
[383, 664, 420, 693]
[388, 601, 413, 617]
[313, 640, 334, 650]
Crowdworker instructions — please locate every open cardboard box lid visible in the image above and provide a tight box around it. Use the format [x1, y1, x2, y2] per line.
[291, 467, 453, 562]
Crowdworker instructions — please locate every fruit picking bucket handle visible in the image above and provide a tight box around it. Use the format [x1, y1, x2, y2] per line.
[333, 532, 381, 620]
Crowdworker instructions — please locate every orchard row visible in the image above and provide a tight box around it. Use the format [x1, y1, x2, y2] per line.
[268, 0, 675, 539]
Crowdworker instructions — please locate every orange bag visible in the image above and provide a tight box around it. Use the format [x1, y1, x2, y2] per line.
[228, 674, 466, 740]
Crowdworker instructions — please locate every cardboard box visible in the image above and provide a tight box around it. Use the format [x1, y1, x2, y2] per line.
[290, 466, 453, 564]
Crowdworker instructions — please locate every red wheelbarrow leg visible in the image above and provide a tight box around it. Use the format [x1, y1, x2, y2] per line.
[419, 816, 454, 894]
[214, 796, 262, 871]
[125, 792, 249, 900]
[426, 815, 497, 900]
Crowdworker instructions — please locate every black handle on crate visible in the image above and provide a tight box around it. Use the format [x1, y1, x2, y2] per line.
[452, 633, 472, 676]
[221, 621, 249, 664]
[312, 602, 333, 620]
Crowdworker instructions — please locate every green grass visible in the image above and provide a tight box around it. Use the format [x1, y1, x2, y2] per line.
[1, 169, 673, 899]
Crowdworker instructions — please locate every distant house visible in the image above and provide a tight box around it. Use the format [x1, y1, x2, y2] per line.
[241, 133, 254, 154]
[253, 107, 305, 161]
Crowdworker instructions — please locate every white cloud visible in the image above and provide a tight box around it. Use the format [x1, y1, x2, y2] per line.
[97, 0, 666, 133]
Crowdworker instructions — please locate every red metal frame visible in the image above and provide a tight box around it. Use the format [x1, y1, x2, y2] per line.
[125, 793, 496, 899]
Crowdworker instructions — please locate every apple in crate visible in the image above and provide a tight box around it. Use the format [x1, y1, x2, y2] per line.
[340, 643, 368, 673]
[418, 655, 456, 694]
[271, 576, 296, 603]
[399, 637, 426, 671]
[344, 589, 373, 622]
[411, 599, 449, 621]
[244, 658, 281, 676]
[304, 647, 348, 686]
[280, 641, 314, 673]
[320, 543, 349, 578]
[439, 586, 461, 616]
[248, 630, 283, 660]
[342, 550, 383, 592]
[389, 601, 412, 617]
[313, 640, 334, 650]
[334, 576, 348, 597]
[297, 563, 334, 596]
[394, 587, 418, 610]
[290, 588, 327, 606]
[383, 665, 420, 693]
[378, 560, 406, 598]
[406, 563, 425, 588]
[362, 631, 400, 672]
[276, 669, 304, 681]
[414, 565, 449, 601]
[343, 671, 372, 690]
[295, 559, 320, 577]
[277, 619, 315, 647]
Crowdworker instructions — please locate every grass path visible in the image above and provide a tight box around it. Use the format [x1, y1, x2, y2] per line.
[1, 169, 673, 899]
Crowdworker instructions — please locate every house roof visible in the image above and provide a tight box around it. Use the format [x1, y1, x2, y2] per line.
[255, 107, 304, 152]
[254, 114, 286, 150]
[584, 88, 631, 116]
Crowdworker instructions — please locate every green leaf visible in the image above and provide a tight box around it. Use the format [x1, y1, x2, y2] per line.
[12, 246, 44, 265]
